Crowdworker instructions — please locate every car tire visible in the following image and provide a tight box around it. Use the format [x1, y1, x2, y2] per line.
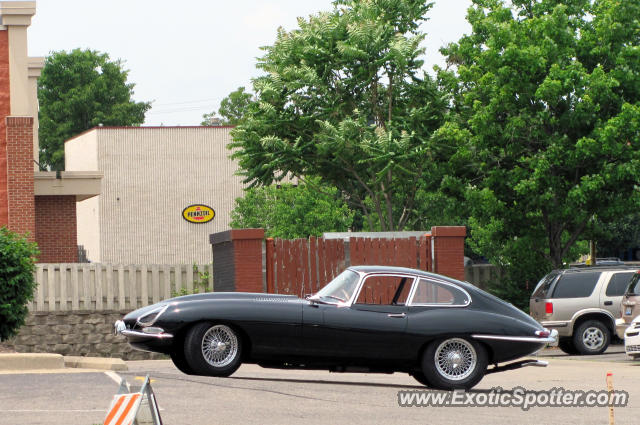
[170, 348, 195, 375]
[573, 320, 610, 355]
[557, 337, 579, 355]
[184, 323, 242, 376]
[422, 337, 487, 390]
[410, 371, 432, 387]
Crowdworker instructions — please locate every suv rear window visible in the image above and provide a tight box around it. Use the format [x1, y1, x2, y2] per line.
[605, 272, 635, 296]
[551, 272, 600, 298]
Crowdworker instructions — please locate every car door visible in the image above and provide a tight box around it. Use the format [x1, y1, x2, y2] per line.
[302, 274, 413, 360]
[601, 271, 635, 319]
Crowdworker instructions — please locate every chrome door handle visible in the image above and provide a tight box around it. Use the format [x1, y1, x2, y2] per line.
[388, 313, 406, 318]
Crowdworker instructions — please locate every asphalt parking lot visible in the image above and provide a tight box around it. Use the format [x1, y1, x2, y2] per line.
[1, 347, 638, 425]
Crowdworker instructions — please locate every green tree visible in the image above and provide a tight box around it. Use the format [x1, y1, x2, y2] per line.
[439, 0, 640, 306]
[202, 87, 254, 126]
[229, 0, 448, 231]
[230, 178, 354, 239]
[0, 228, 39, 341]
[38, 49, 151, 170]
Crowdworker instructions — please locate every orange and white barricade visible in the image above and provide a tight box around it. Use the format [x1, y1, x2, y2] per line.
[103, 375, 162, 425]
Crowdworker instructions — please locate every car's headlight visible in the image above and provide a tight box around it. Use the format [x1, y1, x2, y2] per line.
[136, 305, 168, 327]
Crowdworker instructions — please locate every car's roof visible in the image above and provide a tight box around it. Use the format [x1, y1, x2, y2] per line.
[348, 265, 466, 285]
[559, 265, 638, 274]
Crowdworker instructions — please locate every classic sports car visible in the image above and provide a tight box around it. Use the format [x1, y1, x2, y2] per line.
[115, 266, 556, 390]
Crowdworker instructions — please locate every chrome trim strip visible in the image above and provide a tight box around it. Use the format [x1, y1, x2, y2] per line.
[407, 277, 472, 307]
[120, 329, 174, 339]
[521, 360, 548, 368]
[472, 334, 556, 343]
[540, 321, 569, 327]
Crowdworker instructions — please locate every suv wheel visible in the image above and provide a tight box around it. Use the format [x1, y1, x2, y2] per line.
[557, 337, 579, 355]
[573, 320, 610, 355]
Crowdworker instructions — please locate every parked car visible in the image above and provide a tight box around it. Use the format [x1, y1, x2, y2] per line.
[624, 314, 640, 360]
[530, 265, 637, 355]
[616, 271, 640, 339]
[115, 265, 556, 390]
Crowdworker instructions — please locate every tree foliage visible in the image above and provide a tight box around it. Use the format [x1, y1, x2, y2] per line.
[202, 87, 254, 126]
[439, 0, 640, 305]
[0, 228, 39, 342]
[229, 0, 449, 231]
[38, 49, 151, 170]
[230, 178, 354, 239]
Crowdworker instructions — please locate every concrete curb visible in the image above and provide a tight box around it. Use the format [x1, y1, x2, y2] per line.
[64, 356, 128, 371]
[0, 353, 64, 370]
[0, 353, 128, 371]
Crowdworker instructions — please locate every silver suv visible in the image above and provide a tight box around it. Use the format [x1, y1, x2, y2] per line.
[530, 266, 637, 355]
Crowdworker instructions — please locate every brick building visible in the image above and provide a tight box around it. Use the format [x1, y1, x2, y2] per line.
[0, 2, 101, 262]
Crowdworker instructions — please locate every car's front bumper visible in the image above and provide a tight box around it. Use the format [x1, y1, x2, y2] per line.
[624, 322, 640, 358]
[114, 320, 174, 353]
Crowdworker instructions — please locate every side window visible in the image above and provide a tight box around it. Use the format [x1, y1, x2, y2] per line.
[355, 275, 412, 305]
[605, 272, 634, 297]
[551, 272, 600, 298]
[410, 278, 470, 306]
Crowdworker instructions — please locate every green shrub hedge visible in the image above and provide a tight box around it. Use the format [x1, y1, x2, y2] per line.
[0, 227, 39, 341]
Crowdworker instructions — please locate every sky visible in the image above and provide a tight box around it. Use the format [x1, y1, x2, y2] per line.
[27, 0, 472, 126]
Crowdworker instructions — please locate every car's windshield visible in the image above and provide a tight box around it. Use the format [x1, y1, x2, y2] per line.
[314, 269, 361, 304]
[626, 273, 640, 296]
[531, 272, 559, 298]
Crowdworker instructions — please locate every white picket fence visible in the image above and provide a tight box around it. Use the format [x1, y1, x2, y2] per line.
[29, 264, 213, 312]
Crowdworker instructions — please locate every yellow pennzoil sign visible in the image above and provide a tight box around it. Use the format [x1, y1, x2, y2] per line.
[182, 204, 215, 224]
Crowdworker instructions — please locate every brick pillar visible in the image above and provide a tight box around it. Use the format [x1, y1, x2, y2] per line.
[210, 229, 265, 293]
[0, 29, 10, 227]
[35, 195, 78, 262]
[432, 226, 466, 280]
[6, 116, 35, 240]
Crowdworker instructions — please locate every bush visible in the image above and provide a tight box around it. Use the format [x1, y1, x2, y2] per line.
[0, 227, 39, 341]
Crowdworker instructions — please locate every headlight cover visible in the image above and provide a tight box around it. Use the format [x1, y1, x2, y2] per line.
[136, 305, 169, 327]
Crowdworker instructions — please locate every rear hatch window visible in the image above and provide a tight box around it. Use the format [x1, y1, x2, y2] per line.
[531, 272, 559, 299]
[626, 273, 640, 295]
[551, 272, 600, 298]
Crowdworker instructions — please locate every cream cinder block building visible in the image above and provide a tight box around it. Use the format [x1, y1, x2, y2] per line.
[65, 126, 245, 264]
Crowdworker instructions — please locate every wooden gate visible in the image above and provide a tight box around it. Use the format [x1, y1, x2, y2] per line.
[265, 235, 431, 296]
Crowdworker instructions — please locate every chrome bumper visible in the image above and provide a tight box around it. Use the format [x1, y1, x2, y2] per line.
[472, 329, 558, 345]
[114, 320, 173, 340]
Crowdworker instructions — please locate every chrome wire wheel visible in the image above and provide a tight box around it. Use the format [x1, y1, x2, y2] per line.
[201, 325, 238, 368]
[582, 326, 605, 350]
[434, 338, 477, 381]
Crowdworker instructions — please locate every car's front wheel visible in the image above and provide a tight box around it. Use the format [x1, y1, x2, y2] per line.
[573, 320, 610, 355]
[184, 323, 242, 376]
[422, 337, 487, 390]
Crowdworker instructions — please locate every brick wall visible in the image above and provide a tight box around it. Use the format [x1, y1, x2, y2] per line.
[210, 229, 264, 292]
[35, 195, 79, 262]
[0, 30, 10, 226]
[6, 116, 35, 239]
[432, 226, 466, 281]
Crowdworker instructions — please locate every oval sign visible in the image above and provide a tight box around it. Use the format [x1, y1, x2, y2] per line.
[182, 204, 215, 224]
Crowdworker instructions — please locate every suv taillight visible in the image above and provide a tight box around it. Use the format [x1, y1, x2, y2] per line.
[545, 302, 553, 314]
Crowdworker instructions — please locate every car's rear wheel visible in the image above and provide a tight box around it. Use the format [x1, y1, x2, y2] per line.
[410, 371, 432, 387]
[557, 337, 579, 355]
[422, 337, 487, 390]
[184, 323, 242, 376]
[573, 320, 610, 355]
